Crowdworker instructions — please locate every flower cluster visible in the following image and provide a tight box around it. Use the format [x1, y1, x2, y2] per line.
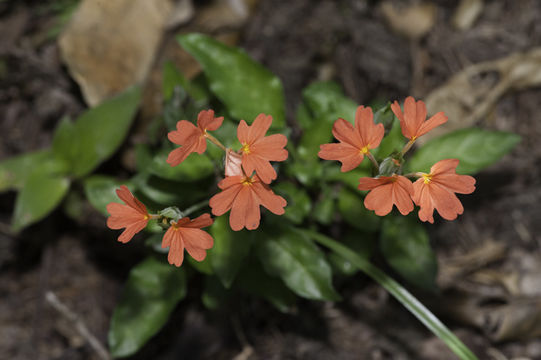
[106, 110, 288, 266]
[106, 185, 213, 266]
[167, 110, 288, 231]
[319, 96, 476, 223]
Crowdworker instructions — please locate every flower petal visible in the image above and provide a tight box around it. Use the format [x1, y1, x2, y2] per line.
[392, 176, 414, 215]
[251, 182, 287, 215]
[230, 186, 260, 231]
[168, 120, 199, 145]
[115, 185, 147, 215]
[251, 134, 288, 161]
[364, 183, 394, 216]
[209, 184, 242, 216]
[319, 143, 363, 172]
[184, 213, 214, 229]
[248, 114, 272, 142]
[332, 118, 361, 148]
[416, 111, 447, 138]
[358, 177, 388, 191]
[197, 109, 223, 131]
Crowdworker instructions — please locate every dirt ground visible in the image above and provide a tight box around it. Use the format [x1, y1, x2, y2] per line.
[1, 0, 541, 359]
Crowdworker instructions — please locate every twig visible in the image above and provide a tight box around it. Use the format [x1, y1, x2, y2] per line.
[45, 291, 111, 360]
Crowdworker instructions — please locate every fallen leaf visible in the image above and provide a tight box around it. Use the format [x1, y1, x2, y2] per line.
[420, 47, 541, 143]
[59, 0, 192, 106]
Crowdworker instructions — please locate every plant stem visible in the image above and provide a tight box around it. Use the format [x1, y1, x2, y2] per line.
[205, 132, 227, 152]
[366, 152, 379, 170]
[300, 229, 479, 360]
[400, 139, 416, 156]
[183, 199, 210, 216]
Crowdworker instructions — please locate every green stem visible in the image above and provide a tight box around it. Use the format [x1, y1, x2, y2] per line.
[301, 229, 478, 360]
[182, 199, 210, 216]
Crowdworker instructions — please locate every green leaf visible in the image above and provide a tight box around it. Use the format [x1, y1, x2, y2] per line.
[209, 215, 253, 288]
[84, 176, 135, 216]
[273, 182, 311, 224]
[323, 163, 371, 190]
[237, 260, 296, 313]
[108, 257, 187, 358]
[256, 225, 340, 301]
[136, 146, 214, 182]
[52, 86, 141, 177]
[337, 187, 381, 232]
[0, 150, 68, 192]
[374, 116, 405, 158]
[407, 128, 521, 174]
[178, 33, 285, 128]
[188, 255, 214, 275]
[380, 216, 438, 291]
[302, 81, 357, 126]
[131, 174, 208, 207]
[162, 61, 209, 103]
[12, 173, 70, 231]
[312, 186, 336, 225]
[329, 230, 376, 276]
[304, 230, 479, 360]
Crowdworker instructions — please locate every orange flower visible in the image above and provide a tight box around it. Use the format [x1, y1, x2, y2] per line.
[412, 159, 476, 223]
[358, 175, 414, 216]
[167, 109, 224, 166]
[161, 214, 214, 267]
[209, 175, 287, 231]
[318, 106, 384, 172]
[391, 96, 447, 141]
[106, 185, 149, 243]
[238, 113, 288, 184]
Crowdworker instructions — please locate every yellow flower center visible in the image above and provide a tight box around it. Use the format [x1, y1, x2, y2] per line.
[360, 145, 370, 154]
[241, 143, 251, 154]
[241, 176, 255, 186]
[422, 173, 433, 184]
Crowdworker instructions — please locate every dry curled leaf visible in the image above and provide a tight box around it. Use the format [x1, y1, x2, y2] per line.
[420, 47, 541, 143]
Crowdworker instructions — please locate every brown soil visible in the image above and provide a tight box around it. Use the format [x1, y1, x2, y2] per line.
[1, 0, 541, 359]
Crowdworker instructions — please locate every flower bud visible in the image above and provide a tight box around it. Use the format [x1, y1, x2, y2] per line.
[378, 154, 403, 176]
[158, 206, 183, 222]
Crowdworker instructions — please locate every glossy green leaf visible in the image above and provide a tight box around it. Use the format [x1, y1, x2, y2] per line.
[84, 176, 135, 216]
[337, 187, 381, 232]
[12, 173, 70, 231]
[209, 215, 253, 288]
[407, 128, 521, 174]
[273, 182, 311, 224]
[0, 150, 68, 192]
[52, 86, 141, 177]
[136, 146, 214, 182]
[178, 33, 285, 128]
[257, 226, 340, 301]
[380, 216, 438, 291]
[237, 260, 296, 313]
[108, 257, 186, 358]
